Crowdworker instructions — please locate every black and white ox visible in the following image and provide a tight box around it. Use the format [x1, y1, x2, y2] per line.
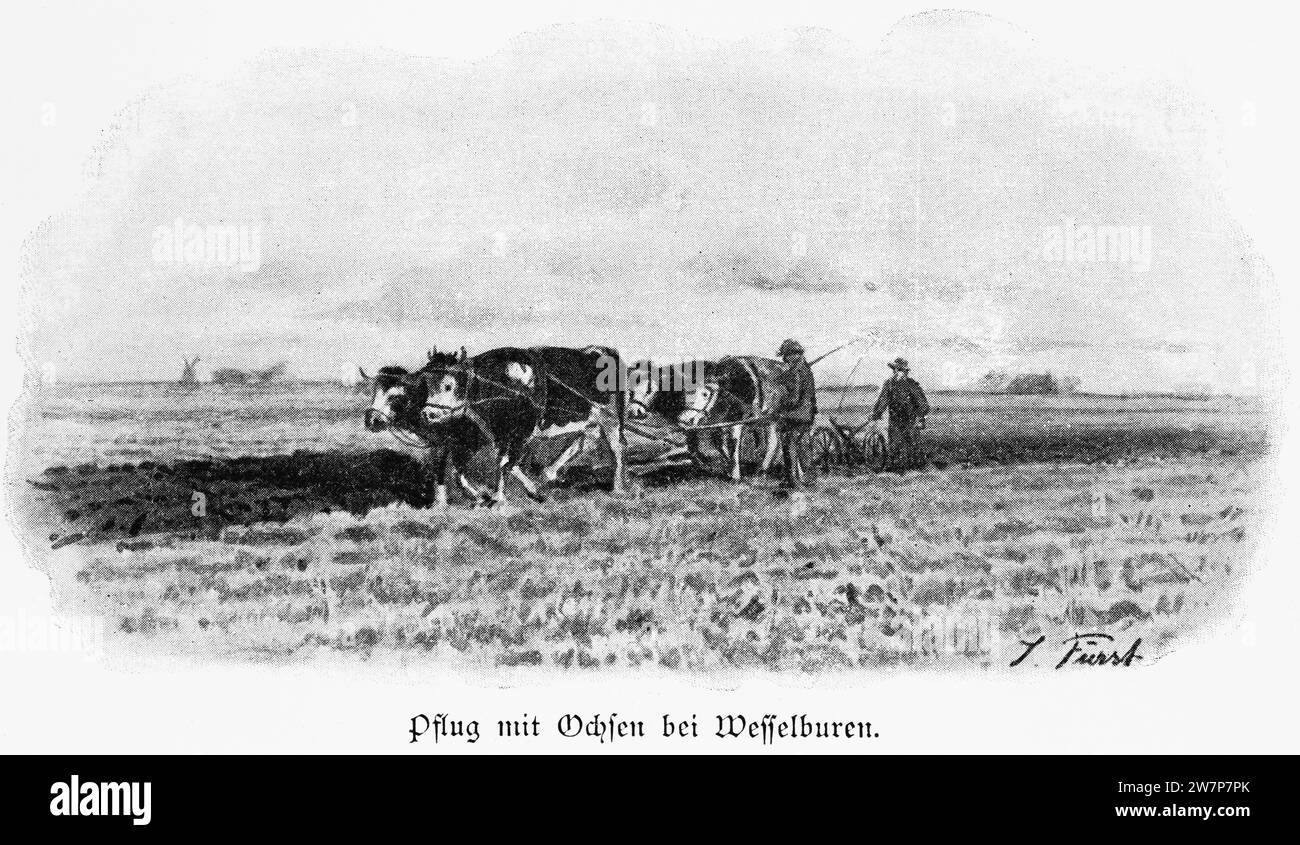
[415, 345, 627, 504]
[361, 354, 499, 506]
[678, 355, 787, 481]
[626, 358, 722, 468]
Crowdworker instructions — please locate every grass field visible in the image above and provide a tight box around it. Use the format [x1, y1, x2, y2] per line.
[8, 382, 1271, 671]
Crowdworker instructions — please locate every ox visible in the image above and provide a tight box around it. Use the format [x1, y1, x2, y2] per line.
[419, 345, 627, 504]
[678, 356, 786, 481]
[361, 358, 499, 506]
[626, 358, 720, 468]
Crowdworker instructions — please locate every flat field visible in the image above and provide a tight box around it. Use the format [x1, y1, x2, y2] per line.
[8, 382, 1270, 671]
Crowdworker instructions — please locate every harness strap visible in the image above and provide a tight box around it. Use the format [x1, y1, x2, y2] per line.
[529, 348, 549, 418]
[685, 413, 774, 432]
[400, 405, 497, 451]
[546, 371, 616, 420]
[424, 362, 544, 412]
[468, 371, 544, 409]
[733, 356, 765, 415]
[388, 425, 435, 450]
[462, 405, 497, 451]
[697, 379, 748, 422]
[624, 418, 685, 445]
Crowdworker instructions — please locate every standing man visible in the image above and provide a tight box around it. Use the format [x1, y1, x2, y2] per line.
[776, 339, 817, 490]
[870, 357, 930, 473]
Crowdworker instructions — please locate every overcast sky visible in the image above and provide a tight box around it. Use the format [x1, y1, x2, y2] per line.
[19, 12, 1277, 393]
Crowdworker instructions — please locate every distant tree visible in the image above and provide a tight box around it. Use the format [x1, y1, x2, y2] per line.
[976, 370, 1010, 392]
[211, 368, 251, 385]
[976, 370, 1081, 394]
[1006, 372, 1059, 395]
[211, 362, 288, 385]
[254, 362, 288, 382]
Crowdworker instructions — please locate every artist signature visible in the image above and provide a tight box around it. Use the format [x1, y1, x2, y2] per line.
[1010, 633, 1143, 669]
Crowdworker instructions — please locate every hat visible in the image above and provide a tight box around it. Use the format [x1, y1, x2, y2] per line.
[778, 339, 804, 357]
[887, 357, 910, 372]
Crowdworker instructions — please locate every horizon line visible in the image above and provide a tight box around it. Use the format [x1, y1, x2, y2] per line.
[30, 378, 1255, 400]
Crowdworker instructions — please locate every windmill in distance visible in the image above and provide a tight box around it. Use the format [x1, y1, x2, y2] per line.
[179, 356, 201, 386]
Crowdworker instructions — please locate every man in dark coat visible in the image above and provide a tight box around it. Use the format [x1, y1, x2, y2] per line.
[870, 357, 930, 472]
[776, 339, 817, 489]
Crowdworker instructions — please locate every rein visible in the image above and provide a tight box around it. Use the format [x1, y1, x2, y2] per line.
[685, 385, 772, 431]
[683, 380, 744, 424]
[389, 426, 437, 450]
[370, 407, 437, 450]
[421, 361, 545, 416]
[624, 417, 686, 445]
[364, 407, 431, 450]
[546, 372, 618, 420]
[393, 405, 497, 451]
[685, 413, 774, 432]
[625, 381, 763, 442]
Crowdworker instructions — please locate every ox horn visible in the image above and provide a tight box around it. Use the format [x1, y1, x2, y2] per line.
[358, 367, 371, 382]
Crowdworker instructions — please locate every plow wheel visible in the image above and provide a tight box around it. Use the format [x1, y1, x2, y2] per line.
[810, 423, 845, 473]
[863, 428, 888, 473]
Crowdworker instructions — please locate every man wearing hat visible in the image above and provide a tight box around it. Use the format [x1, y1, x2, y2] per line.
[775, 339, 817, 489]
[870, 357, 930, 472]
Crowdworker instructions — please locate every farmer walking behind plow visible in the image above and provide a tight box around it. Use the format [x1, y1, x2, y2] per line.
[870, 357, 930, 473]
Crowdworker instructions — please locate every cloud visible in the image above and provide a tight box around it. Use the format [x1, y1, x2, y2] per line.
[878, 272, 972, 304]
[16, 15, 1274, 393]
[1005, 336, 1093, 354]
[933, 335, 986, 354]
[1129, 339, 1210, 354]
[685, 252, 848, 292]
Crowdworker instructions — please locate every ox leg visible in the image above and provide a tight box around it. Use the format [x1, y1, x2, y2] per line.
[501, 435, 547, 503]
[492, 453, 511, 505]
[685, 430, 708, 469]
[730, 424, 744, 482]
[704, 429, 728, 477]
[510, 465, 547, 502]
[444, 441, 497, 507]
[598, 413, 627, 495]
[713, 429, 730, 464]
[426, 447, 450, 507]
[456, 472, 496, 507]
[542, 434, 587, 483]
[541, 408, 605, 483]
[760, 422, 781, 474]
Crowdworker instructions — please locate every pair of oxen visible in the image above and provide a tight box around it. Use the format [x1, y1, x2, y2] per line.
[361, 345, 788, 506]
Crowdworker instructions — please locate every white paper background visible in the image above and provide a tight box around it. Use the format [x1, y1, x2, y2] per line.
[2, 0, 1296, 754]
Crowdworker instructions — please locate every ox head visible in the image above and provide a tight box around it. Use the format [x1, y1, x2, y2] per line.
[625, 360, 657, 420]
[361, 366, 422, 432]
[420, 346, 470, 425]
[679, 379, 722, 427]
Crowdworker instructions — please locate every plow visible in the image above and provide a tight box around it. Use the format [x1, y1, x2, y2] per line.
[810, 416, 888, 474]
[626, 394, 890, 479]
[809, 348, 889, 474]
[621, 340, 893, 479]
